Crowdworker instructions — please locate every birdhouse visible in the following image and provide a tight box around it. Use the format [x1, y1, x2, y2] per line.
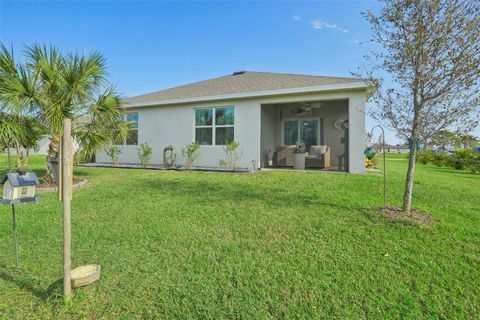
[1, 172, 40, 201]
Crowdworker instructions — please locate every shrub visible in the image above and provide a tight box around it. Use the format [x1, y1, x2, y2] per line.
[181, 142, 200, 169]
[106, 144, 122, 166]
[365, 158, 374, 168]
[467, 155, 480, 174]
[416, 149, 433, 165]
[137, 142, 153, 167]
[448, 149, 474, 170]
[219, 141, 242, 170]
[432, 152, 448, 167]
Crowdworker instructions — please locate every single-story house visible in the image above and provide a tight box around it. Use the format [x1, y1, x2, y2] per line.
[96, 71, 372, 174]
[4, 135, 50, 155]
[376, 144, 410, 154]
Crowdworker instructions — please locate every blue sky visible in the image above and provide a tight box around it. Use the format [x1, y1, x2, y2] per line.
[1, 1, 477, 143]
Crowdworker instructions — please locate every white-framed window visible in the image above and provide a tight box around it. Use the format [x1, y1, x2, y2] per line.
[116, 112, 138, 145]
[283, 118, 320, 148]
[195, 106, 234, 145]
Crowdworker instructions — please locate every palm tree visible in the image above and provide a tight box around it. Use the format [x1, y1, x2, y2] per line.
[458, 134, 480, 149]
[17, 115, 45, 168]
[0, 113, 26, 170]
[0, 43, 128, 182]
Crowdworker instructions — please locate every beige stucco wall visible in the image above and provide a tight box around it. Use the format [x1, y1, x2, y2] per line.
[96, 99, 261, 169]
[96, 89, 368, 173]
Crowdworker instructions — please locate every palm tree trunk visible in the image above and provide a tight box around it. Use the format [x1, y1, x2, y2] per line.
[7, 144, 11, 171]
[45, 135, 61, 184]
[24, 148, 29, 169]
[14, 140, 21, 169]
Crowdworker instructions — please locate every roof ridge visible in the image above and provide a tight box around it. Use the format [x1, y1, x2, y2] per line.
[239, 70, 360, 80]
[124, 71, 368, 103]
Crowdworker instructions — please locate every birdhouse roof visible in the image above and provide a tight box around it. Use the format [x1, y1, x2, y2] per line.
[0, 172, 40, 187]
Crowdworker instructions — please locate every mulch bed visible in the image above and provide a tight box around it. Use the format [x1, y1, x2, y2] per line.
[378, 205, 436, 225]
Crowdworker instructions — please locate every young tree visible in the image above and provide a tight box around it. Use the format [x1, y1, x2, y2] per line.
[0, 43, 128, 182]
[430, 130, 460, 150]
[458, 133, 479, 149]
[361, 0, 480, 213]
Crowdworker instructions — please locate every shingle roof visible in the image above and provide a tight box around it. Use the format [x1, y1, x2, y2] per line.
[124, 71, 365, 105]
[1, 172, 40, 187]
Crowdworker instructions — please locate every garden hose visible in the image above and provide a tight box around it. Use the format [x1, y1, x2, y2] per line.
[163, 145, 176, 168]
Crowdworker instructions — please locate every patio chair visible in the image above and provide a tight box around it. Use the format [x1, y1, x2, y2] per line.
[305, 145, 331, 169]
[273, 145, 296, 167]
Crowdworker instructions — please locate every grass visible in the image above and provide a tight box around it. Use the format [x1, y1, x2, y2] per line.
[0, 155, 479, 319]
[382, 152, 409, 159]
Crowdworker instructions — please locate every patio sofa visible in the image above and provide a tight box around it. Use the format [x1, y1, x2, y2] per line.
[273, 145, 331, 169]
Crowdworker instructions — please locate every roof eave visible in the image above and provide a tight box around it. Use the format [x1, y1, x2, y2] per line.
[125, 81, 369, 108]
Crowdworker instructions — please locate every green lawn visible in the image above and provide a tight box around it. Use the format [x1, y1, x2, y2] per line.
[0, 155, 479, 319]
[382, 152, 409, 159]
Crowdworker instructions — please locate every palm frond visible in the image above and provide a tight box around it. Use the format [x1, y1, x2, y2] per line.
[0, 113, 26, 146]
[0, 43, 36, 112]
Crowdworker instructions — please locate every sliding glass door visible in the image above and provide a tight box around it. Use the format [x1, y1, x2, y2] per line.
[283, 119, 320, 148]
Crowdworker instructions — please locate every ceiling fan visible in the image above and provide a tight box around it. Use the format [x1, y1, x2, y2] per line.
[334, 119, 349, 130]
[292, 102, 324, 116]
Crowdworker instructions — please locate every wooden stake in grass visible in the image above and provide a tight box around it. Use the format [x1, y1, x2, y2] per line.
[62, 118, 73, 300]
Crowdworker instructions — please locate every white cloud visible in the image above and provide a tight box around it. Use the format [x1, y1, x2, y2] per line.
[310, 20, 349, 33]
[292, 16, 302, 21]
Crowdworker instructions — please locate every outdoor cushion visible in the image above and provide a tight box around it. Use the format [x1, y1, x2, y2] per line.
[310, 145, 327, 157]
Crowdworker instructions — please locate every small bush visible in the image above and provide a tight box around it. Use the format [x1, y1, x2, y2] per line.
[432, 153, 448, 167]
[364, 155, 377, 168]
[182, 142, 200, 169]
[106, 144, 122, 166]
[426, 149, 479, 174]
[219, 141, 242, 170]
[137, 142, 153, 167]
[467, 155, 480, 174]
[416, 150, 433, 165]
[448, 149, 474, 170]
[365, 157, 375, 168]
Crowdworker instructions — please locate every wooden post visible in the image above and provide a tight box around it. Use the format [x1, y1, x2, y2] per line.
[58, 138, 63, 202]
[62, 119, 73, 300]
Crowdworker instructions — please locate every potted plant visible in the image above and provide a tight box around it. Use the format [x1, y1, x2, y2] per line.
[294, 142, 306, 154]
[266, 149, 273, 167]
[293, 142, 306, 170]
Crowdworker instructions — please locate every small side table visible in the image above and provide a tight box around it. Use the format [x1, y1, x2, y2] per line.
[292, 152, 306, 170]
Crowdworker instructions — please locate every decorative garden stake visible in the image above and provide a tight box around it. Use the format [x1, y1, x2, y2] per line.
[0, 172, 41, 267]
[370, 125, 387, 207]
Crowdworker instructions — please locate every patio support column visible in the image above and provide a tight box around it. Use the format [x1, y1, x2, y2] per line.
[348, 93, 367, 174]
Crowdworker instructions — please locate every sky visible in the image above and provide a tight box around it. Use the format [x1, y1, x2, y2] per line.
[1, 0, 478, 144]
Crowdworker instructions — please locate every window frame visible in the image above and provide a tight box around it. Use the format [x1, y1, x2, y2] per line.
[194, 106, 234, 146]
[116, 111, 139, 146]
[282, 117, 322, 147]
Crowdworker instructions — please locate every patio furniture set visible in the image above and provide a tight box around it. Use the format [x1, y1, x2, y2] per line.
[272, 145, 331, 170]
